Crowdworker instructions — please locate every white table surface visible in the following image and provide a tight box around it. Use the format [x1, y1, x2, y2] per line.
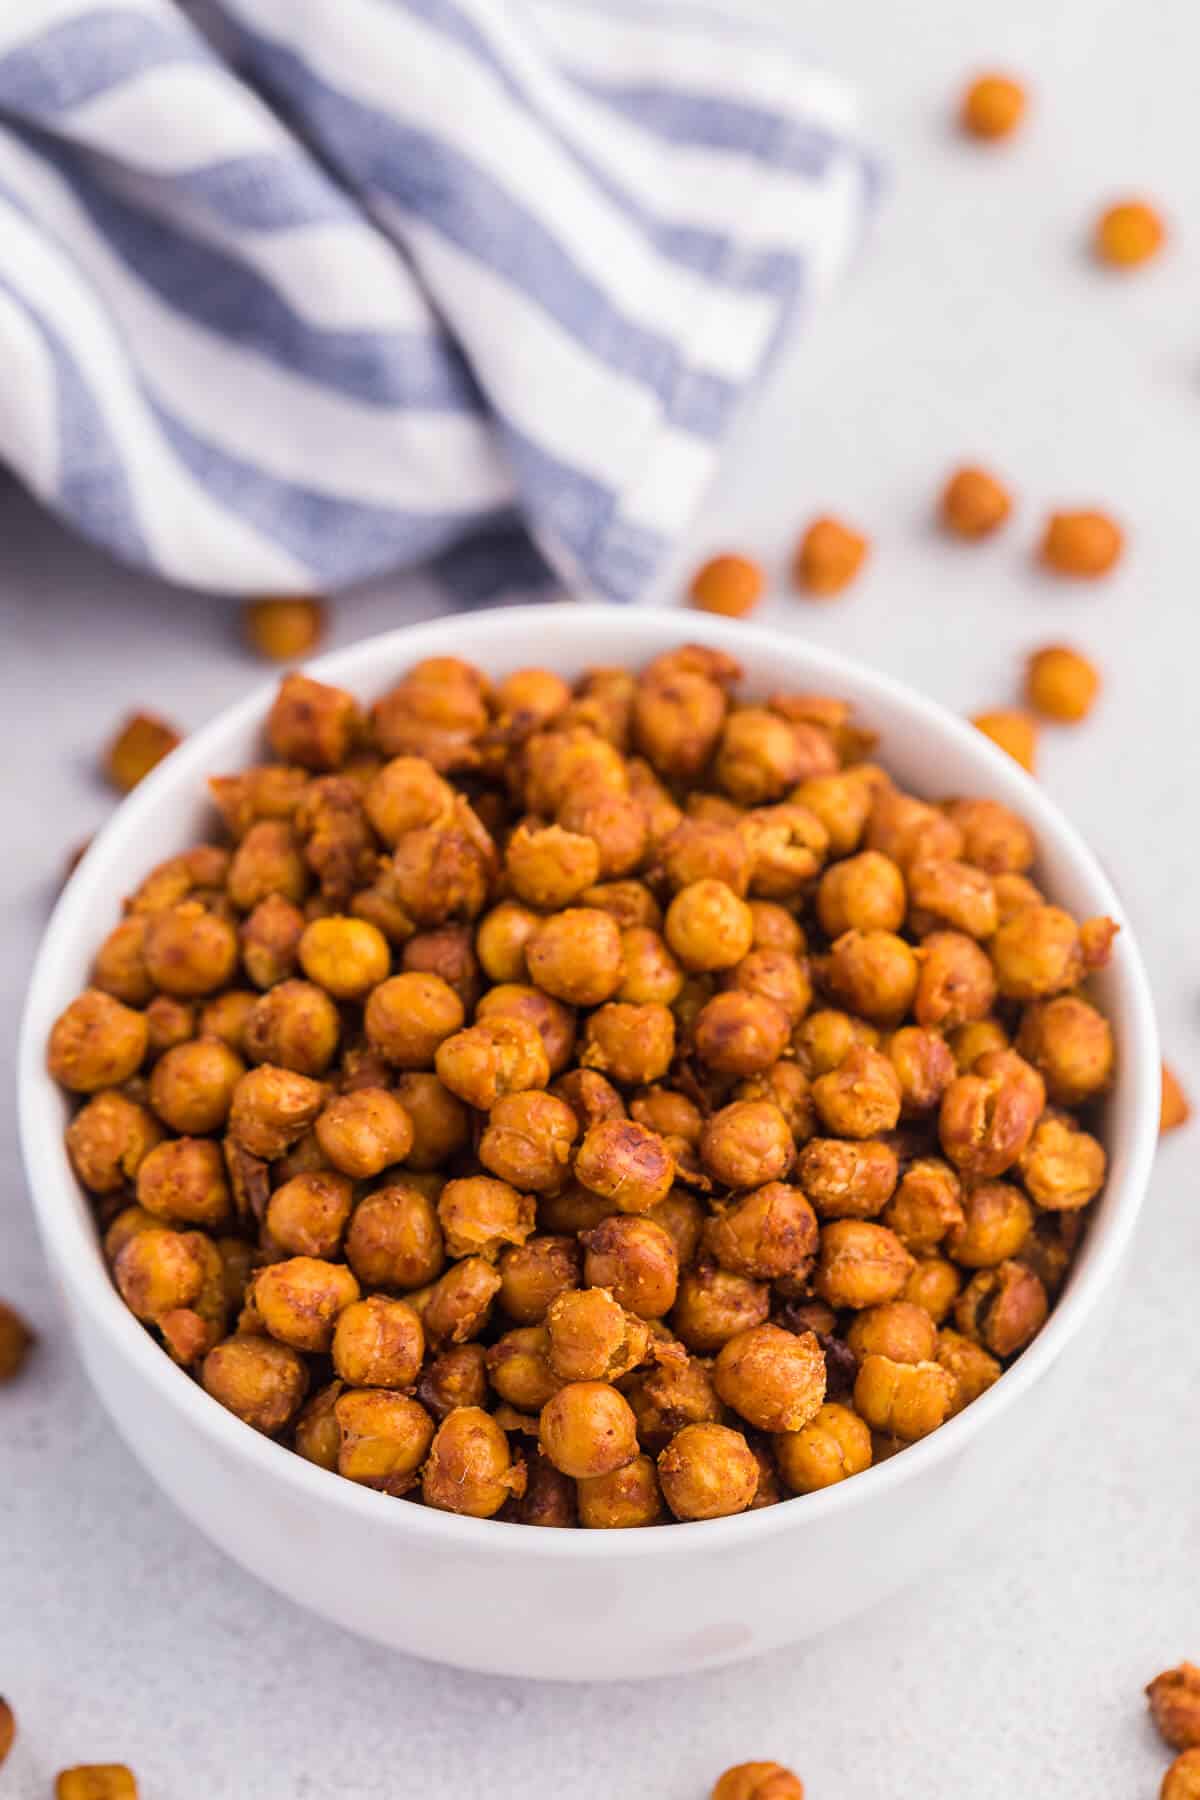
[2, 2, 1198, 1794]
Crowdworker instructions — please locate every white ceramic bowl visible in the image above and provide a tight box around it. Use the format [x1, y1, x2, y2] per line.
[19, 605, 1159, 1682]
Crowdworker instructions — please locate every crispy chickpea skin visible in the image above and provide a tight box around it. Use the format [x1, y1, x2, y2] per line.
[343, 1182, 445, 1291]
[660, 818, 751, 896]
[658, 1420, 758, 1519]
[293, 1380, 343, 1468]
[1163, 1750, 1200, 1800]
[66, 1090, 163, 1193]
[334, 1389, 434, 1494]
[1148, 1664, 1200, 1752]
[575, 1119, 674, 1215]
[202, 1335, 308, 1435]
[714, 1323, 826, 1433]
[314, 1087, 413, 1178]
[499, 1234, 580, 1323]
[435, 1016, 551, 1110]
[903, 1256, 962, 1323]
[632, 666, 728, 782]
[332, 1295, 424, 1388]
[946, 1180, 1032, 1268]
[244, 980, 340, 1077]
[775, 1401, 872, 1495]
[92, 916, 154, 1006]
[797, 1138, 899, 1221]
[581, 1001, 676, 1085]
[253, 1256, 360, 1352]
[1018, 1114, 1106, 1211]
[701, 1100, 794, 1189]
[476, 899, 540, 983]
[792, 515, 868, 597]
[814, 1221, 913, 1310]
[546, 1286, 649, 1382]
[103, 709, 181, 792]
[704, 1182, 818, 1280]
[539, 1380, 640, 1479]
[828, 930, 919, 1026]
[415, 1344, 488, 1421]
[942, 797, 1034, 876]
[422, 1256, 502, 1346]
[616, 928, 684, 1006]
[423, 1406, 524, 1516]
[479, 1091, 578, 1191]
[960, 71, 1026, 138]
[1016, 995, 1114, 1105]
[438, 1176, 536, 1260]
[940, 465, 1012, 537]
[297, 914, 390, 999]
[882, 1158, 963, 1251]
[583, 1215, 679, 1318]
[505, 822, 600, 908]
[626, 1352, 723, 1453]
[854, 1353, 956, 1440]
[56, 1769, 140, 1800]
[846, 1301, 938, 1366]
[487, 1325, 562, 1410]
[48, 989, 148, 1093]
[523, 907, 623, 1007]
[955, 1260, 1048, 1357]
[476, 983, 576, 1076]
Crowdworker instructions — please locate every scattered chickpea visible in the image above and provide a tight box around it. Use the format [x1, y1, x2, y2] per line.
[242, 596, 327, 661]
[56, 1768, 140, 1800]
[1148, 1664, 1200, 1752]
[940, 465, 1012, 538]
[960, 72, 1026, 140]
[792, 516, 868, 598]
[971, 709, 1037, 773]
[0, 1697, 12, 1768]
[1094, 197, 1166, 269]
[690, 553, 765, 618]
[1039, 510, 1124, 578]
[711, 1761, 805, 1800]
[1161, 1064, 1192, 1133]
[103, 710, 181, 792]
[1024, 644, 1101, 724]
[1163, 1749, 1200, 1800]
[0, 1301, 34, 1382]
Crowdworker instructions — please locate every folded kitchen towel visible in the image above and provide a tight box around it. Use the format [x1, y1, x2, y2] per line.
[0, 0, 875, 603]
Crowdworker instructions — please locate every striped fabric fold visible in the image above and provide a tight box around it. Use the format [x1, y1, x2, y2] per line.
[0, 0, 875, 602]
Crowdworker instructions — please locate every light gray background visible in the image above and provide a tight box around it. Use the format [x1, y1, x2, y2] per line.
[2, 1, 1197, 1793]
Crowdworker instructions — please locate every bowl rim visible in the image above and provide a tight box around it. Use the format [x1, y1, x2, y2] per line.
[18, 602, 1161, 1560]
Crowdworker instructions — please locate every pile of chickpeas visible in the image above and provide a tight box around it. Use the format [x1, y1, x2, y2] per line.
[46, 647, 1120, 1529]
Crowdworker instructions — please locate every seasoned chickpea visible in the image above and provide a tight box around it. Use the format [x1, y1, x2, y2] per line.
[794, 770, 874, 858]
[48, 989, 148, 1093]
[946, 1179, 1032, 1267]
[499, 1234, 580, 1324]
[1016, 994, 1114, 1106]
[266, 672, 362, 769]
[312, 1086, 412, 1178]
[971, 709, 1037, 773]
[908, 858, 998, 940]
[646, 1189, 706, 1269]
[815, 1220, 913, 1310]
[884, 1026, 955, 1119]
[948, 1018, 1010, 1072]
[551, 1068, 626, 1129]
[775, 1401, 873, 1495]
[939, 1048, 1044, 1178]
[700, 1100, 793, 1189]
[435, 1016, 551, 1110]
[940, 465, 1012, 537]
[797, 1138, 899, 1221]
[943, 798, 1034, 877]
[335, 1388, 434, 1494]
[525, 907, 622, 1006]
[689, 552, 764, 617]
[704, 1183, 819, 1283]
[293, 914, 389, 1001]
[113, 1226, 211, 1321]
[960, 71, 1026, 138]
[362, 971, 464, 1070]
[1147, 1664, 1200, 1753]
[239, 894, 304, 991]
[414, 1343, 489, 1420]
[665, 879, 754, 975]
[902, 1255, 962, 1323]
[1163, 1751, 1200, 1800]
[936, 1328, 1002, 1414]
[812, 1045, 902, 1139]
[713, 1323, 825, 1433]
[794, 1009, 879, 1077]
[711, 1764, 805, 1800]
[145, 1036, 243, 1136]
[854, 1353, 955, 1440]
[487, 1325, 563, 1410]
[1039, 509, 1124, 579]
[136, 1137, 231, 1228]
[846, 1301, 938, 1365]
[615, 928, 684, 1007]
[738, 803, 828, 900]
[202, 1334, 308, 1434]
[1024, 644, 1101, 724]
[540, 1380, 639, 1479]
[575, 1119, 674, 1215]
[792, 515, 868, 597]
[577, 1452, 665, 1527]
[91, 916, 153, 1007]
[632, 665, 727, 782]
[200, 989, 258, 1053]
[0, 1302, 34, 1383]
[828, 930, 919, 1026]
[694, 991, 791, 1075]
[515, 1451, 578, 1527]
[402, 919, 481, 1014]
[423, 1406, 523, 1516]
[293, 1380, 344, 1469]
[580, 880, 662, 932]
[556, 785, 647, 879]
[266, 1171, 354, 1259]
[104, 708, 181, 791]
[438, 1176, 536, 1260]
[670, 1260, 769, 1351]
[422, 1256, 502, 1345]
[580, 1001, 676, 1086]
[538, 1180, 615, 1237]
[476, 900, 540, 983]
[818, 851, 905, 937]
[723, 947, 811, 1025]
[242, 594, 325, 661]
[546, 1287, 649, 1382]
[1094, 197, 1166, 268]
[631, 1086, 704, 1148]
[504, 822, 598, 909]
[243, 980, 340, 1078]
[955, 1259, 1047, 1356]
[658, 1421, 758, 1519]
[584, 1215, 680, 1318]
[1018, 1114, 1106, 1211]
[228, 821, 308, 915]
[332, 1295, 424, 1388]
[66, 1090, 163, 1193]
[143, 994, 196, 1059]
[915, 930, 997, 1030]
[734, 1062, 814, 1144]
[660, 818, 751, 896]
[55, 1770, 140, 1800]
[1162, 1063, 1192, 1134]
[389, 812, 494, 928]
[253, 1256, 360, 1352]
[714, 709, 811, 806]
[383, 1074, 465, 1174]
[141, 902, 238, 998]
[479, 1091, 578, 1192]
[625, 1352, 723, 1453]
[867, 789, 963, 872]
[747, 902, 805, 956]
[476, 983, 576, 1075]
[882, 1158, 963, 1251]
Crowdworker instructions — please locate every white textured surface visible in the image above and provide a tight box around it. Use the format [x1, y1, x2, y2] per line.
[1, 0, 1198, 1794]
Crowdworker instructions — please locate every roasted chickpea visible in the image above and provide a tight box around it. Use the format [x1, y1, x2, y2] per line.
[940, 465, 1012, 537]
[854, 1353, 955, 1440]
[550, 1068, 626, 1129]
[907, 858, 998, 940]
[884, 1026, 955, 1119]
[882, 1158, 963, 1251]
[239, 894, 304, 991]
[713, 709, 808, 806]
[659, 818, 751, 896]
[631, 1086, 704, 1148]
[91, 916, 153, 1007]
[525, 907, 622, 1006]
[112, 1226, 211, 1323]
[514, 1451, 577, 1528]
[382, 1072, 464, 1171]
[253, 1255, 360, 1352]
[734, 1062, 815, 1144]
[1147, 1664, 1200, 1753]
[811, 1045, 902, 1139]
[794, 1009, 879, 1077]
[584, 1214, 680, 1318]
[946, 1179, 1033, 1267]
[478, 1091, 578, 1192]
[66, 1090, 163, 1193]
[1018, 1114, 1106, 1211]
[580, 1001, 676, 1085]
[665, 879, 754, 974]
[645, 1189, 706, 1270]
[939, 1048, 1044, 1178]
[539, 1380, 639, 1479]
[794, 770, 874, 860]
[948, 1018, 1010, 1072]
[632, 666, 727, 782]
[292, 914, 388, 1001]
[136, 1137, 231, 1228]
[141, 902, 238, 999]
[503, 822, 598, 909]
[202, 1335, 308, 1435]
[867, 789, 963, 872]
[992, 872, 1045, 926]
[1161, 1063, 1192, 1134]
[242, 980, 339, 1079]
[313, 1087, 413, 1178]
[936, 1328, 1002, 1414]
[688, 551, 764, 617]
[670, 1260, 769, 1352]
[360, 971, 463, 1071]
[331, 1295, 424, 1388]
[960, 71, 1026, 139]
[699, 1100, 793, 1189]
[143, 994, 196, 1059]
[1094, 198, 1166, 269]
[545, 1286, 650, 1382]
[487, 1325, 563, 1410]
[389, 812, 494, 928]
[476, 983, 576, 1076]
[792, 515, 869, 597]
[828, 930, 918, 1027]
[942, 797, 1034, 876]
[104, 707, 182, 793]
[414, 1343, 489, 1421]
[266, 1171, 355, 1259]
[498, 1234, 580, 1324]
[370, 656, 489, 770]
[435, 1016, 551, 1110]
[1163, 1752, 1200, 1800]
[0, 1303, 35, 1384]
[1040, 507, 1125, 578]
[723, 947, 811, 1025]
[200, 989, 258, 1054]
[423, 1406, 523, 1516]
[48, 989, 148, 1093]
[614, 927, 684, 1007]
[267, 672, 362, 769]
[556, 786, 648, 879]
[797, 1138, 899, 1221]
[437, 1175, 535, 1261]
[576, 1452, 665, 1528]
[421, 1256, 502, 1345]
[575, 1119, 674, 1215]
[1016, 995, 1114, 1105]
[579, 880, 663, 932]
[914, 931, 997, 1029]
[775, 1401, 873, 1495]
[704, 1182, 819, 1281]
[971, 709, 1037, 773]
[693, 991, 791, 1075]
[955, 1259, 1048, 1357]
[476, 900, 540, 983]
[335, 1388, 434, 1494]
[902, 1255, 962, 1323]
[846, 1300, 938, 1366]
[818, 851, 905, 938]
[814, 1220, 913, 1310]
[1024, 644, 1101, 724]
[625, 1353, 723, 1453]
[713, 1323, 825, 1433]
[361, 755, 453, 847]
[292, 1379, 343, 1470]
[658, 1421, 758, 1519]
[145, 1036, 243, 1136]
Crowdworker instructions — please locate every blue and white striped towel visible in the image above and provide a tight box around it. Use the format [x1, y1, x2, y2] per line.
[0, 1, 875, 604]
